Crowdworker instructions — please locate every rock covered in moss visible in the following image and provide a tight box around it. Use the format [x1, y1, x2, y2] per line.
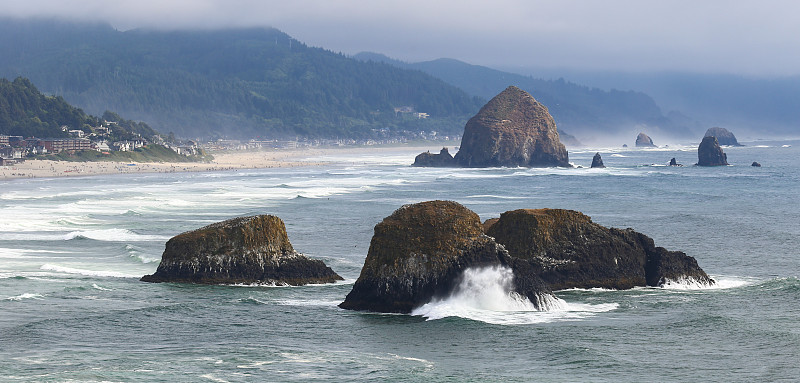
[412, 147, 455, 167]
[484, 209, 714, 290]
[141, 215, 342, 285]
[453, 86, 570, 168]
[339, 201, 553, 313]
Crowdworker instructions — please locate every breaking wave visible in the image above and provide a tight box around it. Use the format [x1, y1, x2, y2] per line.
[411, 266, 618, 325]
[39, 264, 140, 278]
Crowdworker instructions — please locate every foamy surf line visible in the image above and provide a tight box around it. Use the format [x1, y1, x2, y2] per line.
[659, 275, 755, 290]
[410, 266, 618, 325]
[40, 264, 141, 278]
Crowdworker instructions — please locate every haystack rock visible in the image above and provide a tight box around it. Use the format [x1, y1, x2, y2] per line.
[704, 127, 743, 146]
[697, 136, 729, 166]
[590, 152, 605, 168]
[452, 86, 570, 167]
[635, 133, 656, 147]
[484, 209, 714, 290]
[338, 201, 553, 313]
[141, 215, 342, 285]
[412, 147, 455, 167]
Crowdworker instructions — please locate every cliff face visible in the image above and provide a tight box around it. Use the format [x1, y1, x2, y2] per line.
[141, 215, 342, 285]
[484, 209, 714, 290]
[338, 201, 552, 313]
[453, 86, 570, 168]
[635, 133, 656, 147]
[412, 147, 455, 167]
[704, 127, 742, 146]
[697, 136, 729, 166]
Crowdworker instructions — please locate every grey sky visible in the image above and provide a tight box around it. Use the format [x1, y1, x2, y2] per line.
[3, 0, 800, 76]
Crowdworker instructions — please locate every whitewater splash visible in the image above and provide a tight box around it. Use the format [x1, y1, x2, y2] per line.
[411, 266, 617, 325]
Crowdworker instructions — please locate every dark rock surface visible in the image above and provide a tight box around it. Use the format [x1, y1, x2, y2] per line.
[697, 136, 729, 166]
[484, 209, 714, 290]
[704, 127, 743, 146]
[453, 86, 570, 168]
[635, 132, 656, 147]
[141, 215, 342, 285]
[590, 152, 605, 168]
[669, 157, 682, 166]
[412, 147, 455, 167]
[339, 201, 553, 313]
[751, 161, 762, 167]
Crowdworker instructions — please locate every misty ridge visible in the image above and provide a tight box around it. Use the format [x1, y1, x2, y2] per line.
[1, 17, 798, 143]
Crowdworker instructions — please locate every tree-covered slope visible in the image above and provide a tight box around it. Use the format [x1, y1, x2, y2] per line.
[0, 76, 158, 140]
[0, 18, 483, 139]
[355, 53, 694, 139]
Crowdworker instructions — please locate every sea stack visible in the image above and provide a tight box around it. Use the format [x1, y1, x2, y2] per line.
[704, 127, 743, 146]
[412, 147, 455, 167]
[339, 201, 553, 313]
[669, 158, 682, 166]
[590, 152, 605, 168]
[484, 209, 715, 290]
[141, 215, 343, 285]
[635, 133, 656, 147]
[751, 161, 762, 167]
[452, 86, 570, 167]
[697, 136, 729, 166]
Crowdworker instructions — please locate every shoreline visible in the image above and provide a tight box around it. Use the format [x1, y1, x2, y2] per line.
[0, 144, 449, 181]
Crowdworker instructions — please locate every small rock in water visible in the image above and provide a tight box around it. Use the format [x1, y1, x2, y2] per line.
[590, 152, 605, 168]
[669, 158, 682, 166]
[751, 161, 762, 167]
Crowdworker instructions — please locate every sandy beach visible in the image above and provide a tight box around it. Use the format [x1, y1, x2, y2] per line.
[0, 145, 447, 181]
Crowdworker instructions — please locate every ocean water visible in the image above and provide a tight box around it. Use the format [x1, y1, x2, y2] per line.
[1, 142, 798, 382]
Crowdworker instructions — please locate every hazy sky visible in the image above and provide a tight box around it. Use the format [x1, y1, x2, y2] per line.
[3, 0, 800, 76]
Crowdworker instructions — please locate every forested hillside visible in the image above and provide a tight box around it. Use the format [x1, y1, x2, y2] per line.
[355, 53, 695, 139]
[0, 19, 482, 139]
[0, 76, 157, 140]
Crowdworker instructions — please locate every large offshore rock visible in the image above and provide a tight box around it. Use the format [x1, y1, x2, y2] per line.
[412, 147, 456, 167]
[635, 132, 656, 147]
[141, 215, 342, 285]
[697, 136, 729, 166]
[339, 201, 553, 313]
[704, 127, 743, 146]
[453, 86, 570, 167]
[590, 152, 605, 168]
[484, 209, 714, 290]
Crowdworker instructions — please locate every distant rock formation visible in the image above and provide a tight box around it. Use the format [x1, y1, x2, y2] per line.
[484, 209, 714, 290]
[704, 127, 743, 146]
[590, 152, 605, 168]
[669, 158, 682, 166]
[635, 133, 656, 147]
[141, 215, 342, 285]
[622, 144, 628, 148]
[751, 161, 762, 167]
[697, 136, 729, 166]
[338, 201, 553, 313]
[452, 86, 570, 167]
[412, 147, 455, 167]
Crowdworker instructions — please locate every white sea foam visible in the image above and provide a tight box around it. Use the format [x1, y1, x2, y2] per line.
[610, 154, 627, 157]
[659, 275, 754, 290]
[39, 264, 140, 278]
[91, 283, 112, 291]
[5, 293, 44, 301]
[411, 266, 618, 325]
[63, 229, 169, 242]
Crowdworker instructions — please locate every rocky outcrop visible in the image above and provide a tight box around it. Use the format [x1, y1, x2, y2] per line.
[635, 133, 656, 147]
[751, 161, 762, 167]
[412, 147, 455, 167]
[141, 215, 342, 285]
[484, 209, 714, 290]
[338, 201, 553, 313]
[669, 157, 682, 166]
[704, 127, 743, 146]
[453, 86, 570, 168]
[697, 136, 729, 166]
[590, 152, 605, 168]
